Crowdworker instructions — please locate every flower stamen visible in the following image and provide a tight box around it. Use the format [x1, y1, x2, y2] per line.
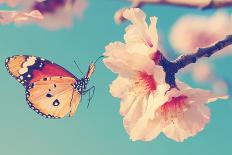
[134, 72, 157, 93]
[157, 95, 188, 122]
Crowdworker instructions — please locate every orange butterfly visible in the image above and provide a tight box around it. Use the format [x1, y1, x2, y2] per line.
[5, 55, 102, 119]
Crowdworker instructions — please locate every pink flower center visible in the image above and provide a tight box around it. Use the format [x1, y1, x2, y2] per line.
[134, 72, 157, 93]
[157, 95, 188, 122]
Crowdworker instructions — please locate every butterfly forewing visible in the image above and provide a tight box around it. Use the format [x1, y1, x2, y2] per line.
[5, 55, 77, 87]
[26, 77, 81, 119]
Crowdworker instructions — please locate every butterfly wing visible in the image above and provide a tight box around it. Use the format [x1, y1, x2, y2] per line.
[5, 55, 77, 87]
[26, 76, 81, 118]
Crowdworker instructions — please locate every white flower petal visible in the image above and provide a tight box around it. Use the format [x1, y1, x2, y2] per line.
[110, 76, 131, 99]
[184, 88, 228, 103]
[129, 116, 163, 141]
[120, 93, 137, 117]
[123, 8, 158, 55]
[122, 90, 169, 141]
[123, 8, 149, 44]
[104, 42, 156, 78]
[148, 17, 158, 49]
[123, 94, 146, 134]
[162, 123, 189, 142]
[163, 104, 210, 142]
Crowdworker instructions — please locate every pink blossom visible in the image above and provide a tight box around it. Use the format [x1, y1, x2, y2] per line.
[0, 0, 44, 7]
[0, 0, 88, 30]
[104, 8, 162, 80]
[170, 11, 232, 55]
[104, 8, 227, 142]
[125, 81, 227, 142]
[0, 10, 43, 25]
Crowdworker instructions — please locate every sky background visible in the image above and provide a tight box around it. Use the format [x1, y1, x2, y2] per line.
[0, 0, 232, 154]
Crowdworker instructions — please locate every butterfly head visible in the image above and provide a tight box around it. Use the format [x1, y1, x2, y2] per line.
[74, 56, 104, 94]
[73, 63, 95, 94]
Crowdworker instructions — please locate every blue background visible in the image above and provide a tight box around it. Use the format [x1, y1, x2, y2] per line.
[0, 0, 232, 154]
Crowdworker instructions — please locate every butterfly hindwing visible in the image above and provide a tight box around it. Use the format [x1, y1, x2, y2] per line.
[5, 55, 76, 87]
[26, 76, 81, 119]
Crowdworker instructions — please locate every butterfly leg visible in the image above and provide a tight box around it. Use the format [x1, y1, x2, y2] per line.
[88, 86, 95, 108]
[83, 86, 95, 108]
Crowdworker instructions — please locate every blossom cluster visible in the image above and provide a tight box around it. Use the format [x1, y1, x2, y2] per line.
[0, 0, 87, 29]
[104, 8, 227, 142]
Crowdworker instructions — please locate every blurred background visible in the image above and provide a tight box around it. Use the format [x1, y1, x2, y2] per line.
[0, 0, 232, 154]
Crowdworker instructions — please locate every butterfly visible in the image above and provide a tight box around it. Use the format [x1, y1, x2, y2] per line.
[5, 55, 102, 119]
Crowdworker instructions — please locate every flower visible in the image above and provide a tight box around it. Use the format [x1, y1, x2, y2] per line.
[104, 7, 164, 95]
[104, 8, 227, 142]
[104, 7, 163, 86]
[126, 81, 227, 142]
[0, 10, 43, 25]
[0, 0, 44, 7]
[30, 0, 88, 29]
[0, 0, 88, 30]
[104, 7, 166, 139]
[170, 11, 232, 55]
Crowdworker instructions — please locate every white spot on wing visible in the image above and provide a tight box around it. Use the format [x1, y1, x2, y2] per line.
[18, 56, 36, 74]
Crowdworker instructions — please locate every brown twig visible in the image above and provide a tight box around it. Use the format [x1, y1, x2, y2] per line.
[115, 0, 232, 23]
[155, 35, 232, 89]
[128, 0, 232, 9]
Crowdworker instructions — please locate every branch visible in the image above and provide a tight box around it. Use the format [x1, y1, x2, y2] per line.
[115, 0, 232, 23]
[128, 0, 232, 9]
[155, 35, 232, 90]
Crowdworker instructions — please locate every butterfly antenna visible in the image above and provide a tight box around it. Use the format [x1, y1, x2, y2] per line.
[74, 60, 84, 76]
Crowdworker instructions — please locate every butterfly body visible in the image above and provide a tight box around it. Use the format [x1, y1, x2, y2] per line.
[5, 55, 95, 119]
